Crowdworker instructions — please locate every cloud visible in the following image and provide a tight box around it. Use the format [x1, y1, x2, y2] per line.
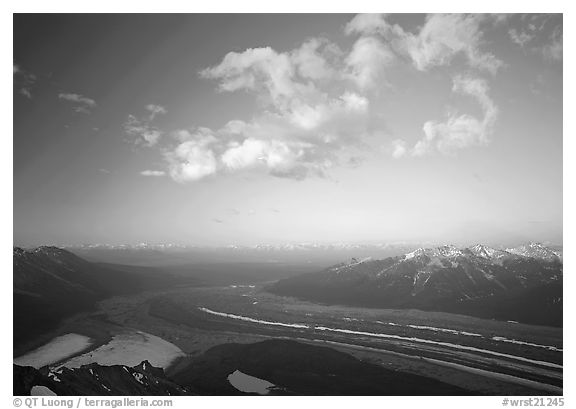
[58, 93, 96, 106]
[159, 94, 370, 182]
[200, 47, 300, 108]
[345, 13, 389, 36]
[408, 75, 498, 156]
[124, 116, 163, 146]
[153, 40, 375, 182]
[146, 104, 167, 120]
[508, 14, 562, 62]
[508, 28, 534, 48]
[128, 14, 508, 182]
[346, 13, 504, 74]
[13, 64, 37, 98]
[165, 137, 218, 182]
[290, 38, 341, 81]
[212, 218, 224, 224]
[390, 139, 408, 158]
[58, 92, 97, 114]
[345, 36, 394, 89]
[123, 105, 167, 147]
[140, 170, 165, 177]
[541, 25, 562, 61]
[220, 138, 320, 179]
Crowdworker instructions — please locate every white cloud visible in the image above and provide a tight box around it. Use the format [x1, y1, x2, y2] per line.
[58, 93, 96, 106]
[408, 75, 498, 156]
[417, 114, 486, 156]
[200, 47, 302, 108]
[220, 138, 319, 179]
[345, 13, 389, 36]
[124, 115, 162, 147]
[391, 139, 408, 158]
[157, 86, 370, 182]
[345, 36, 394, 89]
[508, 15, 562, 62]
[220, 138, 268, 170]
[508, 28, 534, 48]
[140, 170, 165, 177]
[13, 64, 37, 98]
[146, 104, 167, 120]
[58, 92, 97, 114]
[541, 26, 562, 62]
[165, 138, 218, 183]
[290, 38, 340, 81]
[346, 13, 504, 75]
[123, 105, 167, 147]
[170, 41, 374, 182]
[129, 14, 508, 182]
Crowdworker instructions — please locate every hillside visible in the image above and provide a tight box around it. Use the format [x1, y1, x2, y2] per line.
[267, 243, 563, 326]
[13, 246, 192, 347]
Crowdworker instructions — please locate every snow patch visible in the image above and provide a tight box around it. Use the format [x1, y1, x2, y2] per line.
[14, 333, 93, 369]
[133, 372, 146, 385]
[199, 307, 309, 329]
[491, 337, 562, 352]
[31, 385, 57, 396]
[60, 331, 184, 370]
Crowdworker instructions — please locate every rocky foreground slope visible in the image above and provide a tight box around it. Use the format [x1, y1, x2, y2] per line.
[14, 340, 470, 396]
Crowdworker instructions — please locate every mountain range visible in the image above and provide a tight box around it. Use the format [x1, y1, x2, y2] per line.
[60, 242, 419, 265]
[267, 243, 563, 326]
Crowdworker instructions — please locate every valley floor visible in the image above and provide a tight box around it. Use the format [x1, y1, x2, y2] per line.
[14, 284, 563, 396]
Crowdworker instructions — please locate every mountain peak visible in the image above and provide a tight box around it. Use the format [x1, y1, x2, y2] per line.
[467, 244, 511, 260]
[404, 245, 462, 260]
[506, 242, 561, 261]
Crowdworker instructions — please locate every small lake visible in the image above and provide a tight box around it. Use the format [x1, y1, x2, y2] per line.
[227, 370, 275, 395]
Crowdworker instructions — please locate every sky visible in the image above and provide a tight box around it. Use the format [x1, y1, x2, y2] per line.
[13, 13, 563, 247]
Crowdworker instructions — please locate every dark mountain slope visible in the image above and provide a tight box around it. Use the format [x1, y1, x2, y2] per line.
[13, 246, 192, 346]
[267, 244, 562, 326]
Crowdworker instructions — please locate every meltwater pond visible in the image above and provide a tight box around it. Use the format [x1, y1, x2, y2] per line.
[227, 370, 276, 395]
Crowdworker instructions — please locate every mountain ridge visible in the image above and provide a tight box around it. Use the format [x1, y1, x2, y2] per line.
[267, 243, 562, 326]
[13, 246, 192, 348]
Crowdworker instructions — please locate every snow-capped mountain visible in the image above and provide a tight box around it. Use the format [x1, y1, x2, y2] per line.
[268, 243, 563, 326]
[61, 242, 419, 265]
[506, 242, 562, 262]
[467, 244, 514, 261]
